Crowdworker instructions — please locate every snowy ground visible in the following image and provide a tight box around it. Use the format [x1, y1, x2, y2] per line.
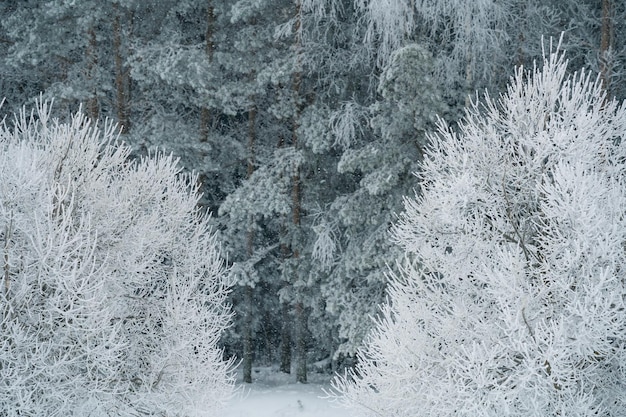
[222, 366, 356, 417]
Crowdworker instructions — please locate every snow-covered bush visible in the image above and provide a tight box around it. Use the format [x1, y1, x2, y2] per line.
[0, 101, 234, 416]
[334, 45, 626, 416]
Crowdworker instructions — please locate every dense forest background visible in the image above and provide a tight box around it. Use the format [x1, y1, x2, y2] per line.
[1, 0, 624, 384]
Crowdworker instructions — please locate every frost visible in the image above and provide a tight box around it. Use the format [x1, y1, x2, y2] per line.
[334, 45, 626, 416]
[0, 102, 234, 416]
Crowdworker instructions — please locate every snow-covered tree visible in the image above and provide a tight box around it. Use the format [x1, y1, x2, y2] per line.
[219, 0, 357, 381]
[320, 43, 446, 356]
[0, 0, 136, 122]
[553, 0, 626, 101]
[0, 101, 234, 416]
[334, 44, 626, 416]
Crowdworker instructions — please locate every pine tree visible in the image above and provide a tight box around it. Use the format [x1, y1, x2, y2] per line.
[0, 0, 136, 122]
[320, 43, 446, 357]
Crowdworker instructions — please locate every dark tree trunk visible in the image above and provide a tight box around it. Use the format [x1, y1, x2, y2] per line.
[600, 0, 612, 95]
[290, 0, 308, 384]
[280, 301, 292, 374]
[200, 2, 215, 142]
[85, 27, 99, 121]
[295, 301, 307, 383]
[113, 3, 130, 133]
[242, 285, 253, 383]
[242, 105, 257, 384]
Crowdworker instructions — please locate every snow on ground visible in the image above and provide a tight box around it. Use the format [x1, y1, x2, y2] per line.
[222, 366, 356, 417]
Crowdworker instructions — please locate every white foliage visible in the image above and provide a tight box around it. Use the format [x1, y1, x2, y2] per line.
[219, 147, 304, 221]
[312, 219, 338, 272]
[330, 101, 368, 149]
[230, 0, 268, 24]
[0, 101, 234, 416]
[355, 0, 416, 65]
[356, 0, 511, 86]
[334, 48, 626, 416]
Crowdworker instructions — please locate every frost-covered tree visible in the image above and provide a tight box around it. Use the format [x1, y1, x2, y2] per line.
[334, 44, 626, 416]
[0, 102, 234, 416]
[0, 0, 136, 122]
[4, 0, 626, 382]
[316, 0, 626, 365]
[320, 43, 446, 356]
[353, 0, 626, 105]
[211, 0, 306, 380]
[219, 0, 358, 381]
[552, 0, 626, 100]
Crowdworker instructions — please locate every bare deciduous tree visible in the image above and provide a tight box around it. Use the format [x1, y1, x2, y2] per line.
[0, 101, 234, 416]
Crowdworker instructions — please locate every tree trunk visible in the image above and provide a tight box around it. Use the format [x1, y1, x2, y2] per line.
[113, 3, 130, 133]
[462, 16, 475, 108]
[199, 108, 211, 142]
[291, 0, 307, 384]
[515, 1, 527, 69]
[200, 2, 215, 142]
[295, 301, 307, 383]
[290, 151, 306, 383]
[242, 106, 257, 384]
[85, 27, 99, 121]
[280, 300, 292, 373]
[600, 0, 612, 95]
[242, 285, 253, 383]
[277, 135, 292, 373]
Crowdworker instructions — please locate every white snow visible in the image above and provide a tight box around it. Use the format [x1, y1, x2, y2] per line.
[222, 367, 355, 417]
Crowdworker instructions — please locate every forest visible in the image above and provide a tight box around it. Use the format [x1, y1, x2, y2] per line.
[1, 1, 626, 415]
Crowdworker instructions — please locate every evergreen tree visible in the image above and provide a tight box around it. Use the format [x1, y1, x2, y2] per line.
[215, 0, 309, 381]
[0, 0, 137, 122]
[320, 43, 446, 356]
